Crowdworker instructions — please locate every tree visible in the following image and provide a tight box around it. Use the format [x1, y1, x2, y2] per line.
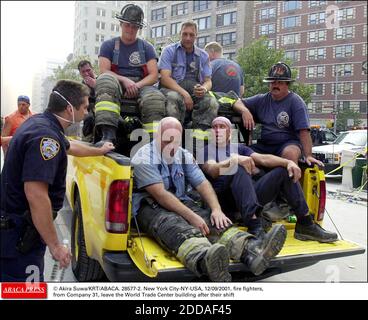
[49, 55, 99, 82]
[236, 37, 314, 103]
[336, 108, 362, 132]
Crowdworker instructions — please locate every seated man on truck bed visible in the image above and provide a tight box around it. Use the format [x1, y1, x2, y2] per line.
[131, 117, 287, 281]
[199, 116, 338, 243]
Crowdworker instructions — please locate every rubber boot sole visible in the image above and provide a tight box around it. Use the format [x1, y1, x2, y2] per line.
[205, 244, 232, 282]
[248, 224, 287, 276]
[294, 232, 338, 243]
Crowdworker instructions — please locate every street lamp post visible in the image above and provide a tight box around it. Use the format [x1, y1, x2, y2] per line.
[333, 65, 341, 135]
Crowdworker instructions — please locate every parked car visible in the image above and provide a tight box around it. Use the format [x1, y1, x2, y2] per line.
[310, 126, 337, 146]
[312, 129, 367, 177]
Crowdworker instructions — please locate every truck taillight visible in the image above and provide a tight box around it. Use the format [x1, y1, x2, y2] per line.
[105, 180, 130, 233]
[317, 180, 326, 221]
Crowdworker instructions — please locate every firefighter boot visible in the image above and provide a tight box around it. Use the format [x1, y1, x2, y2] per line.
[294, 215, 337, 243]
[241, 224, 287, 276]
[95, 125, 117, 147]
[199, 244, 232, 282]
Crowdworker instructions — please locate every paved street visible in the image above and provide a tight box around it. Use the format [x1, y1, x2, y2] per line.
[44, 178, 367, 283]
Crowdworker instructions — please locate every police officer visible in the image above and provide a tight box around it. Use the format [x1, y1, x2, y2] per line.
[200, 116, 338, 242]
[0, 80, 114, 282]
[95, 3, 166, 143]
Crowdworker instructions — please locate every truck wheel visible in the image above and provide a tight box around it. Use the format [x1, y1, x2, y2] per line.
[71, 193, 105, 281]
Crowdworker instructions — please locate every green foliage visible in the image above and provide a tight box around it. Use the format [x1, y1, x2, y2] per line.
[336, 108, 362, 131]
[49, 55, 99, 82]
[236, 37, 313, 103]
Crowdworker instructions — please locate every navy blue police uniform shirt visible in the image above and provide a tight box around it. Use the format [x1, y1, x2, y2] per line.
[99, 38, 157, 79]
[243, 92, 310, 145]
[0, 111, 70, 215]
[202, 143, 253, 191]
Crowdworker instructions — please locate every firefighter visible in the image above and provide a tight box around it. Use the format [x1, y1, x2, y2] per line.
[131, 117, 287, 281]
[199, 116, 338, 242]
[158, 21, 219, 143]
[0, 80, 114, 282]
[95, 4, 166, 143]
[232, 62, 323, 167]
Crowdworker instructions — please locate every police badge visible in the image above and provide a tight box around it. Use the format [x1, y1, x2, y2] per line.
[40, 137, 60, 160]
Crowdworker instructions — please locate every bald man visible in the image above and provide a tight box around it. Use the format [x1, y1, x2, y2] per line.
[131, 117, 287, 281]
[200, 117, 338, 243]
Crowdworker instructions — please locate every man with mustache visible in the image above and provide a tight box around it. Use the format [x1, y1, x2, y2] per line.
[232, 62, 322, 167]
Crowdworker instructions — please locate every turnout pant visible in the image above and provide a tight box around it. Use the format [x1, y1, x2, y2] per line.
[215, 166, 310, 225]
[136, 198, 252, 277]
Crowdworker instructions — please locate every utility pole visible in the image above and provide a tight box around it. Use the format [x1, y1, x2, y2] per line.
[333, 65, 340, 135]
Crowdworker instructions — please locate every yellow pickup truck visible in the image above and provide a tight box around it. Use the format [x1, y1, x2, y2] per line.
[65, 106, 365, 282]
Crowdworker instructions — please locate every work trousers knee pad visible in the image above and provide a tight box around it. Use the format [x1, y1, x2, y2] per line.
[161, 89, 186, 124]
[192, 95, 219, 129]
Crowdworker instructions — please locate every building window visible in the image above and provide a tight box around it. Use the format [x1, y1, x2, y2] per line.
[285, 50, 299, 62]
[83, 46, 87, 54]
[197, 36, 210, 48]
[223, 52, 236, 60]
[151, 7, 166, 21]
[171, 2, 188, 16]
[267, 39, 275, 49]
[83, 33, 87, 41]
[282, 33, 300, 45]
[151, 25, 166, 38]
[306, 66, 325, 78]
[283, 1, 301, 12]
[360, 101, 367, 114]
[216, 12, 236, 27]
[282, 16, 300, 29]
[308, 30, 326, 42]
[95, 46, 100, 55]
[96, 21, 105, 30]
[112, 10, 119, 18]
[338, 7, 354, 21]
[217, 0, 236, 6]
[361, 83, 367, 95]
[193, 1, 211, 12]
[96, 8, 106, 17]
[308, 0, 326, 7]
[333, 64, 353, 77]
[95, 34, 105, 42]
[260, 24, 275, 35]
[194, 16, 211, 30]
[314, 84, 324, 95]
[111, 24, 119, 32]
[307, 48, 326, 60]
[83, 20, 88, 28]
[335, 26, 354, 39]
[334, 45, 353, 58]
[216, 32, 236, 46]
[333, 83, 352, 95]
[170, 22, 181, 35]
[315, 102, 323, 113]
[308, 12, 325, 25]
[259, 7, 276, 20]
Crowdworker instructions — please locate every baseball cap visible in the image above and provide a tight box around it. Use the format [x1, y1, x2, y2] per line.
[17, 95, 30, 104]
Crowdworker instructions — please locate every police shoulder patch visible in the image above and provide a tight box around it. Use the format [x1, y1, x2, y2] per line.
[40, 137, 60, 160]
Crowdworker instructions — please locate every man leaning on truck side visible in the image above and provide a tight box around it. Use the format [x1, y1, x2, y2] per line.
[0, 80, 114, 282]
[131, 117, 287, 281]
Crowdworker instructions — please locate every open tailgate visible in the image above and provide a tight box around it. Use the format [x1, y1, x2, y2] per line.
[127, 225, 365, 279]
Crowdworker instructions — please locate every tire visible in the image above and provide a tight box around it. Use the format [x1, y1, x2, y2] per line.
[71, 192, 105, 281]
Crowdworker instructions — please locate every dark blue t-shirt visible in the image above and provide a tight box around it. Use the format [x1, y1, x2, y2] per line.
[244, 92, 310, 145]
[202, 143, 253, 190]
[210, 58, 244, 96]
[99, 37, 157, 79]
[185, 51, 198, 81]
[0, 111, 70, 214]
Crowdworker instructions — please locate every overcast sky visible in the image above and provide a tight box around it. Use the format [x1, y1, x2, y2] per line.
[1, 1, 75, 116]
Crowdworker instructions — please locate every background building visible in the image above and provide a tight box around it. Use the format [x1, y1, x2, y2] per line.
[73, 1, 148, 65]
[147, 1, 253, 60]
[253, 0, 367, 127]
[32, 60, 65, 113]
